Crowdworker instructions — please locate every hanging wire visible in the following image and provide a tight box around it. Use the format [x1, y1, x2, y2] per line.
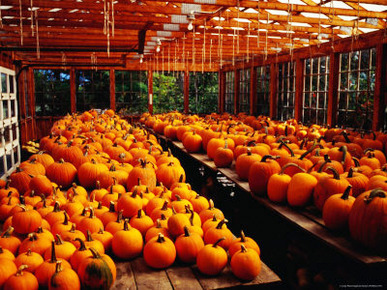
[220, 34, 223, 68]
[264, 14, 269, 61]
[202, 19, 206, 74]
[246, 22, 250, 63]
[19, 0, 23, 45]
[168, 43, 171, 73]
[192, 25, 195, 68]
[317, 0, 322, 48]
[0, 0, 2, 28]
[330, 0, 335, 51]
[162, 50, 164, 74]
[183, 33, 186, 70]
[35, 10, 40, 59]
[237, 0, 240, 54]
[107, 1, 110, 57]
[232, 29, 235, 66]
[30, 0, 35, 36]
[103, 0, 107, 35]
[61, 51, 67, 70]
[210, 39, 213, 69]
[111, 0, 115, 37]
[257, 1, 260, 49]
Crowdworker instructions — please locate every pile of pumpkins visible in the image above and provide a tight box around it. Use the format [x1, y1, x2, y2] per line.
[141, 112, 387, 254]
[0, 109, 262, 289]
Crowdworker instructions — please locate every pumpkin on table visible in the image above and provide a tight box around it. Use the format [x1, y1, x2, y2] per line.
[230, 245, 261, 281]
[143, 233, 176, 269]
[196, 237, 228, 276]
[2, 265, 37, 290]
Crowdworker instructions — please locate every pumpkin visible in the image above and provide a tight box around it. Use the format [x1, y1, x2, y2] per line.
[198, 199, 224, 224]
[129, 209, 154, 237]
[167, 209, 191, 238]
[12, 206, 42, 235]
[342, 167, 369, 198]
[77, 247, 116, 290]
[348, 188, 387, 253]
[235, 148, 262, 181]
[19, 233, 51, 256]
[60, 224, 86, 244]
[327, 145, 354, 171]
[322, 185, 355, 231]
[248, 155, 281, 196]
[44, 235, 76, 261]
[287, 171, 318, 208]
[34, 241, 72, 288]
[49, 260, 81, 290]
[14, 249, 44, 273]
[117, 191, 143, 219]
[127, 159, 157, 191]
[230, 245, 261, 281]
[29, 151, 55, 169]
[156, 162, 186, 189]
[150, 200, 173, 221]
[0, 246, 15, 261]
[78, 207, 104, 235]
[92, 181, 109, 202]
[213, 139, 234, 168]
[204, 219, 235, 250]
[182, 131, 202, 153]
[19, 159, 46, 176]
[313, 167, 351, 211]
[228, 230, 260, 257]
[143, 233, 176, 269]
[46, 159, 77, 188]
[267, 163, 294, 203]
[83, 230, 105, 255]
[145, 190, 168, 216]
[145, 219, 172, 243]
[29, 175, 53, 197]
[190, 194, 210, 214]
[45, 201, 65, 227]
[196, 237, 228, 276]
[100, 201, 118, 226]
[51, 212, 73, 236]
[3, 265, 36, 290]
[112, 220, 143, 260]
[9, 168, 32, 194]
[78, 159, 109, 189]
[175, 226, 204, 264]
[91, 228, 113, 253]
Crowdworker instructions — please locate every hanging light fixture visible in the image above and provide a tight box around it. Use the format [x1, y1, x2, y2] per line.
[187, 12, 195, 31]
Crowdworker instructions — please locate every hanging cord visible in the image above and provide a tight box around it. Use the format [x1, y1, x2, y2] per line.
[317, 0, 322, 48]
[168, 43, 171, 73]
[107, 1, 111, 56]
[210, 39, 213, 69]
[192, 25, 195, 67]
[264, 14, 269, 61]
[330, 1, 335, 51]
[232, 28, 235, 66]
[162, 50, 164, 74]
[218, 11, 221, 67]
[202, 19, 206, 73]
[354, 0, 360, 41]
[246, 22, 250, 63]
[103, 0, 107, 35]
[19, 0, 23, 45]
[174, 39, 177, 77]
[257, 1, 260, 48]
[35, 10, 40, 59]
[183, 33, 186, 70]
[288, 1, 294, 62]
[30, 0, 34, 36]
[237, 0, 240, 54]
[111, 0, 115, 37]
[0, 0, 2, 28]
[61, 52, 67, 70]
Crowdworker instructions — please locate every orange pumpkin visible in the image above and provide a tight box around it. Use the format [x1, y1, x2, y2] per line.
[143, 233, 176, 269]
[196, 237, 228, 276]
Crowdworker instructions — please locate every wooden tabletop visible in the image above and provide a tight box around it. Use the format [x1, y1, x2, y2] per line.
[168, 139, 387, 267]
[112, 257, 282, 290]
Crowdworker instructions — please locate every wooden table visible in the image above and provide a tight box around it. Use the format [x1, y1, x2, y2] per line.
[167, 138, 387, 267]
[113, 257, 282, 290]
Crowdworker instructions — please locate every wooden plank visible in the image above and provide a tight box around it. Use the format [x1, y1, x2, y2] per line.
[166, 266, 203, 290]
[131, 257, 173, 290]
[192, 263, 280, 290]
[112, 261, 136, 290]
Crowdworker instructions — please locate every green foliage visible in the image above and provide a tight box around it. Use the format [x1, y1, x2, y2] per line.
[189, 72, 218, 114]
[153, 72, 184, 113]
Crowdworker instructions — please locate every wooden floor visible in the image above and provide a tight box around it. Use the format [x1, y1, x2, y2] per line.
[113, 257, 282, 290]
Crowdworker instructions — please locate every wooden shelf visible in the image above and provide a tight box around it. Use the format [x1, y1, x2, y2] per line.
[113, 257, 281, 290]
[164, 138, 387, 267]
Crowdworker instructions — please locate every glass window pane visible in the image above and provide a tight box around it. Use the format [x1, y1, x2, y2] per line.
[2, 100, 8, 118]
[9, 75, 14, 94]
[1, 73, 7, 93]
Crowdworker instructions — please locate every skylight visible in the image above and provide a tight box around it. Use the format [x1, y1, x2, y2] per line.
[49, 8, 62, 13]
[234, 18, 251, 23]
[301, 13, 329, 20]
[289, 22, 312, 27]
[265, 9, 289, 16]
[360, 4, 387, 12]
[0, 6, 13, 10]
[277, 0, 306, 5]
[338, 15, 358, 21]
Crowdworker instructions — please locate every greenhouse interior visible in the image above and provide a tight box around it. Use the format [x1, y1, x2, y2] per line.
[0, 0, 386, 289]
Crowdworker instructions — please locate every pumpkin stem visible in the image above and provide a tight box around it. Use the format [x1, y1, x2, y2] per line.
[216, 219, 228, 229]
[123, 219, 130, 231]
[161, 201, 169, 211]
[208, 199, 215, 210]
[108, 201, 115, 213]
[160, 214, 167, 221]
[338, 146, 348, 165]
[300, 141, 316, 160]
[96, 181, 101, 190]
[75, 238, 87, 251]
[240, 244, 248, 253]
[175, 194, 182, 201]
[240, 230, 246, 243]
[89, 247, 102, 259]
[88, 207, 96, 218]
[213, 237, 226, 248]
[280, 140, 295, 157]
[55, 234, 64, 245]
[53, 201, 61, 212]
[50, 240, 57, 263]
[155, 219, 162, 228]
[261, 155, 280, 162]
[27, 249, 32, 256]
[156, 233, 166, 243]
[347, 167, 355, 178]
[341, 185, 352, 200]
[179, 174, 184, 183]
[63, 212, 69, 225]
[364, 188, 386, 204]
[1, 226, 14, 238]
[279, 163, 306, 175]
[325, 167, 340, 180]
[16, 265, 29, 276]
[307, 163, 318, 174]
[98, 228, 104, 234]
[137, 209, 142, 218]
[352, 157, 360, 167]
